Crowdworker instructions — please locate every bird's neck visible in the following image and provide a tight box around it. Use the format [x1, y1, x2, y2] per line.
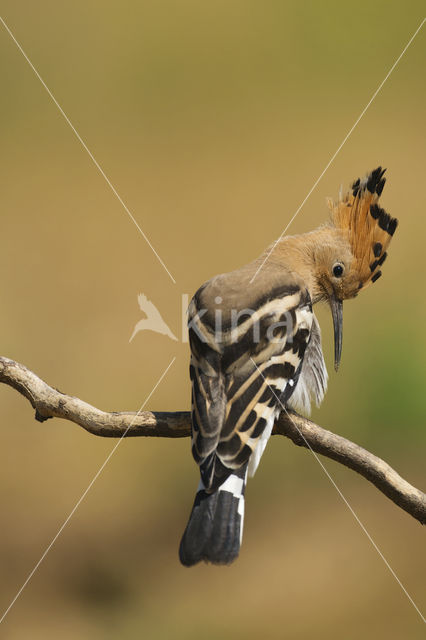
[266, 227, 340, 303]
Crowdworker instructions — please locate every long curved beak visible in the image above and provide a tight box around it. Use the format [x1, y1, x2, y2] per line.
[329, 296, 343, 371]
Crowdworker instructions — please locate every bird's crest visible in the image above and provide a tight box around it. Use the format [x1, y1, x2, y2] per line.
[327, 167, 398, 291]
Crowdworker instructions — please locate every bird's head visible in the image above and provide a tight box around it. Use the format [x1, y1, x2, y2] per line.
[311, 167, 398, 370]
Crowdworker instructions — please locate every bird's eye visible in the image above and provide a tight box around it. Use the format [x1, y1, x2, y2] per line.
[332, 263, 344, 278]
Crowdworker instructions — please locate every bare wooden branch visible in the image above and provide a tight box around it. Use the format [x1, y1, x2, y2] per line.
[0, 356, 424, 524]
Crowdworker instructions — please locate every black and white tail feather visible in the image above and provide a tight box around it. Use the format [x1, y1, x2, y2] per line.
[179, 464, 248, 566]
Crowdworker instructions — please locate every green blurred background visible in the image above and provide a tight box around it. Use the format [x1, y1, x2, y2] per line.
[0, 1, 424, 638]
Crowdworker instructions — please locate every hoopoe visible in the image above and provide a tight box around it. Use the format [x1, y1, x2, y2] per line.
[179, 167, 398, 566]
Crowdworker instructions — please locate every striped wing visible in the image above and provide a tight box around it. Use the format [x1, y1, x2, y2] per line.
[188, 284, 313, 490]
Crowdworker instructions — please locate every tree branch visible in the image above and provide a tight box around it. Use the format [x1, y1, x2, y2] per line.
[0, 356, 424, 524]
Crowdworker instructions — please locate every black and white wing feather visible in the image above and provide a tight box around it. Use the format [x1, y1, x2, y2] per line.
[188, 282, 314, 487]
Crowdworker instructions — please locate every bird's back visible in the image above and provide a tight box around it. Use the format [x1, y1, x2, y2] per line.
[188, 265, 314, 488]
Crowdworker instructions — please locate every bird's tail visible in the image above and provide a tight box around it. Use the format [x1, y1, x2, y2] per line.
[179, 465, 247, 567]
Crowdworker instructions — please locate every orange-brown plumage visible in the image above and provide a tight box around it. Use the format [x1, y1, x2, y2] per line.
[270, 166, 398, 368]
[327, 167, 398, 294]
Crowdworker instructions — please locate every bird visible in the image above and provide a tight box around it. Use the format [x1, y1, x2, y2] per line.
[179, 167, 398, 567]
[129, 293, 177, 343]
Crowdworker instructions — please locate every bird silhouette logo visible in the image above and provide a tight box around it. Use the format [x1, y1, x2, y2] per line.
[129, 293, 178, 343]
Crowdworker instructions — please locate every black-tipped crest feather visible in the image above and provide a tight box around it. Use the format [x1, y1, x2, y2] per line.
[330, 167, 398, 290]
